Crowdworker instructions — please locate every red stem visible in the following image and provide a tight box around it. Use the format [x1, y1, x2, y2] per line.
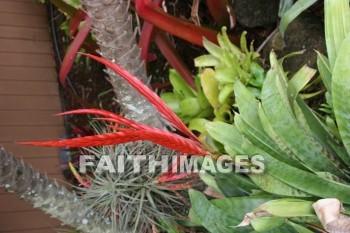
[136, 0, 223, 46]
[153, 30, 196, 89]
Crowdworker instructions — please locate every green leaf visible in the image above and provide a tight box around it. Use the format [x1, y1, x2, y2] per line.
[324, 0, 350, 69]
[287, 66, 316, 113]
[279, 0, 318, 38]
[316, 52, 332, 93]
[199, 171, 224, 195]
[215, 67, 236, 83]
[251, 217, 285, 232]
[194, 54, 220, 67]
[218, 84, 234, 104]
[215, 172, 259, 196]
[161, 93, 181, 113]
[242, 142, 350, 204]
[189, 189, 249, 233]
[332, 32, 350, 161]
[279, 0, 294, 17]
[203, 37, 224, 59]
[206, 122, 244, 154]
[285, 220, 314, 233]
[201, 68, 220, 109]
[257, 199, 315, 217]
[249, 173, 311, 197]
[188, 118, 210, 133]
[169, 69, 196, 98]
[261, 52, 344, 177]
[180, 97, 201, 116]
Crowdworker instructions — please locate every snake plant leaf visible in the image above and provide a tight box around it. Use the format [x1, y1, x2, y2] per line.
[250, 217, 285, 232]
[257, 199, 315, 217]
[200, 68, 220, 109]
[160, 93, 181, 114]
[169, 69, 196, 98]
[206, 122, 245, 154]
[285, 220, 314, 233]
[215, 172, 259, 197]
[324, 0, 350, 69]
[297, 98, 350, 167]
[332, 33, 350, 160]
[316, 52, 332, 93]
[199, 171, 224, 195]
[249, 172, 311, 197]
[189, 189, 250, 233]
[179, 97, 201, 116]
[234, 114, 306, 170]
[261, 52, 344, 177]
[218, 84, 234, 104]
[287, 65, 316, 113]
[279, 0, 318, 38]
[242, 142, 350, 204]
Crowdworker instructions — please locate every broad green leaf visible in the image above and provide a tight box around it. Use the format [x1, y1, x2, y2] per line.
[249, 173, 311, 197]
[316, 52, 332, 93]
[206, 122, 245, 154]
[257, 199, 315, 217]
[218, 84, 234, 104]
[203, 37, 224, 59]
[218, 27, 241, 56]
[242, 142, 350, 204]
[324, 0, 350, 69]
[160, 93, 181, 113]
[179, 97, 201, 116]
[201, 68, 220, 109]
[169, 69, 196, 98]
[235, 114, 306, 170]
[261, 52, 344, 177]
[215, 67, 236, 83]
[194, 54, 219, 67]
[279, 0, 318, 37]
[215, 172, 258, 196]
[189, 189, 251, 233]
[332, 32, 350, 161]
[251, 217, 285, 232]
[285, 220, 314, 233]
[200, 171, 224, 195]
[188, 118, 210, 133]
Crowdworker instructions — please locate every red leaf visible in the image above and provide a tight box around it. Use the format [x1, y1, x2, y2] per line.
[80, 53, 200, 142]
[19, 129, 207, 155]
[69, 9, 88, 38]
[59, 18, 92, 86]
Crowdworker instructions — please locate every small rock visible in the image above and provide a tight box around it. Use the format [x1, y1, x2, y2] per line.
[232, 0, 279, 28]
[263, 12, 326, 73]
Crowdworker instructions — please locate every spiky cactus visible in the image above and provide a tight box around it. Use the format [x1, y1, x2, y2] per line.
[0, 146, 112, 232]
[80, 0, 165, 128]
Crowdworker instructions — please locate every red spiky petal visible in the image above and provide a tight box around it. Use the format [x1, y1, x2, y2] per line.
[19, 129, 207, 156]
[80, 53, 200, 142]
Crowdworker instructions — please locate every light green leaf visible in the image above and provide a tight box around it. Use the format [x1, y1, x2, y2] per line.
[332, 32, 350, 162]
[316, 52, 332, 93]
[161, 93, 181, 113]
[194, 54, 220, 67]
[279, 0, 318, 37]
[206, 122, 245, 154]
[188, 118, 210, 133]
[180, 98, 201, 116]
[324, 0, 350, 69]
[257, 199, 315, 217]
[251, 217, 285, 232]
[201, 68, 220, 109]
[203, 37, 224, 59]
[169, 69, 196, 98]
[285, 220, 314, 233]
[218, 84, 234, 104]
